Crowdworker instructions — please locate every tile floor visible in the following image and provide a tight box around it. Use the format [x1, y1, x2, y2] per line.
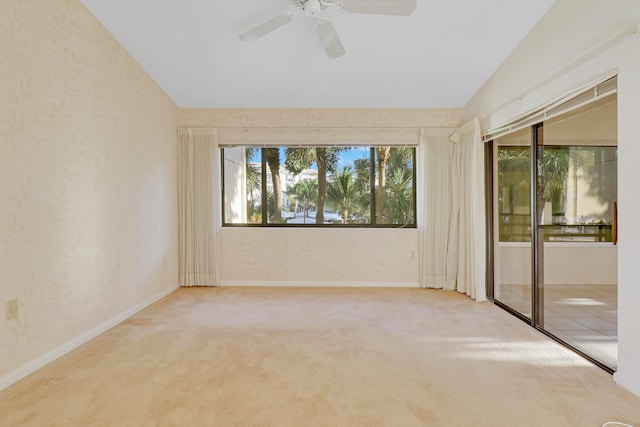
[497, 284, 618, 370]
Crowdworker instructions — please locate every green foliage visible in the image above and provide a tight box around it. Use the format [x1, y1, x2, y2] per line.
[387, 147, 413, 177]
[229, 145, 416, 226]
[287, 179, 318, 223]
[386, 169, 414, 224]
[245, 155, 261, 196]
[498, 146, 595, 216]
[326, 167, 361, 223]
[284, 147, 349, 224]
[284, 147, 345, 174]
[374, 147, 414, 224]
[353, 157, 371, 193]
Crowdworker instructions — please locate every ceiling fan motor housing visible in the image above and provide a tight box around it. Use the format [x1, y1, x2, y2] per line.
[303, 0, 324, 17]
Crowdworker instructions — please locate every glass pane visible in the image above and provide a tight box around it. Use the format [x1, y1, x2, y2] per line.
[542, 94, 618, 370]
[223, 147, 262, 224]
[495, 127, 532, 318]
[374, 147, 415, 225]
[325, 147, 371, 224]
[282, 147, 325, 224]
[498, 145, 531, 242]
[538, 146, 616, 242]
[265, 147, 284, 224]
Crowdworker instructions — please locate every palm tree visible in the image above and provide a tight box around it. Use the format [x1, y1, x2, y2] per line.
[374, 147, 414, 224]
[288, 179, 317, 224]
[327, 167, 360, 223]
[375, 147, 391, 223]
[540, 147, 570, 223]
[387, 147, 414, 178]
[498, 146, 594, 223]
[265, 148, 283, 222]
[352, 156, 372, 223]
[285, 147, 344, 224]
[498, 147, 530, 215]
[386, 168, 414, 224]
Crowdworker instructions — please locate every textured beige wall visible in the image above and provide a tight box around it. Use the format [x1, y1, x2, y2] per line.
[180, 108, 462, 128]
[221, 228, 420, 286]
[181, 108, 461, 286]
[0, 0, 179, 379]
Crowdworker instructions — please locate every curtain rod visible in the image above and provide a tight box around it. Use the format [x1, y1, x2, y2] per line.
[480, 22, 639, 122]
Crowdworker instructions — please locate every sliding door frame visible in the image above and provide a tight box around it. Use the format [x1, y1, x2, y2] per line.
[531, 123, 544, 329]
[487, 121, 616, 374]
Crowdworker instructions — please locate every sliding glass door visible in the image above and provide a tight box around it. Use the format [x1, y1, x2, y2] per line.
[539, 95, 618, 370]
[493, 127, 533, 319]
[490, 92, 618, 371]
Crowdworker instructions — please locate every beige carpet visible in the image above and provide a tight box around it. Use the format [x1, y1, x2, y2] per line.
[1, 287, 639, 426]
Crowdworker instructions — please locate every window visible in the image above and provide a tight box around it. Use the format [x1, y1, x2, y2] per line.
[497, 144, 617, 242]
[222, 146, 416, 227]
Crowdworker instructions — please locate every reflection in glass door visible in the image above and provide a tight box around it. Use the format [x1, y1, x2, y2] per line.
[493, 127, 533, 318]
[540, 95, 618, 370]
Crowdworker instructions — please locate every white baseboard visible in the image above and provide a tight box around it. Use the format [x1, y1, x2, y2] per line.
[0, 283, 179, 392]
[220, 280, 421, 288]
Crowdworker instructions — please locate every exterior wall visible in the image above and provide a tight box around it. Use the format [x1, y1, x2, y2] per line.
[464, 0, 640, 397]
[223, 148, 247, 223]
[0, 0, 179, 387]
[181, 108, 462, 286]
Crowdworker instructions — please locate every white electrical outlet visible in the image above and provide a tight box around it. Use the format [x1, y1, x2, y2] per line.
[6, 299, 18, 320]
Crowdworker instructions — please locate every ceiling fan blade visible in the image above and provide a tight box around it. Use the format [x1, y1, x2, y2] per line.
[340, 0, 417, 15]
[239, 13, 295, 41]
[315, 20, 345, 59]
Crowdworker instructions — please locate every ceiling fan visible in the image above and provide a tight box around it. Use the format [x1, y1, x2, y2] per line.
[239, 0, 417, 59]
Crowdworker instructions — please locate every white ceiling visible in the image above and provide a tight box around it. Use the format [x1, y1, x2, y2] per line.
[79, 0, 556, 108]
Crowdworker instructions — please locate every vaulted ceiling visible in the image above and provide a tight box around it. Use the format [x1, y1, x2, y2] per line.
[79, 0, 556, 108]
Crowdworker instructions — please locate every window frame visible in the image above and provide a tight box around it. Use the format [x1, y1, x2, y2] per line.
[221, 145, 417, 229]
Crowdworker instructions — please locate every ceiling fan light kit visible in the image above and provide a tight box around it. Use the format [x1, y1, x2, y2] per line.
[239, 0, 417, 59]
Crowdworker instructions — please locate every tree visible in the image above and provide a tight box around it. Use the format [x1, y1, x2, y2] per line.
[540, 147, 570, 223]
[387, 147, 414, 179]
[498, 147, 530, 215]
[498, 146, 594, 224]
[265, 148, 283, 222]
[287, 179, 317, 224]
[386, 168, 414, 224]
[353, 157, 371, 193]
[327, 167, 360, 223]
[375, 147, 414, 224]
[375, 147, 391, 223]
[285, 147, 343, 224]
[540, 147, 594, 223]
[351, 156, 372, 223]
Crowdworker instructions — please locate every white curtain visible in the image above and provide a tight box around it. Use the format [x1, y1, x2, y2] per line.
[419, 128, 457, 290]
[450, 119, 486, 301]
[420, 120, 486, 301]
[177, 128, 221, 287]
